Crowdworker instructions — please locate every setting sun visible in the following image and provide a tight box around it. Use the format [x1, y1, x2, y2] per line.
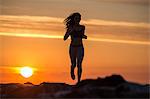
[20, 67, 33, 78]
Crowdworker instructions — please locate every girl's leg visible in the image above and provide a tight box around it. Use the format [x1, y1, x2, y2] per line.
[77, 46, 84, 83]
[69, 46, 77, 80]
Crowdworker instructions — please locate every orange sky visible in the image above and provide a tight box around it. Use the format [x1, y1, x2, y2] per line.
[0, 35, 149, 84]
[0, 0, 149, 84]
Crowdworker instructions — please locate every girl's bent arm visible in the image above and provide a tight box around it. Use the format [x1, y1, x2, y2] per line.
[64, 32, 70, 40]
[82, 35, 87, 39]
[81, 25, 87, 39]
[64, 27, 74, 41]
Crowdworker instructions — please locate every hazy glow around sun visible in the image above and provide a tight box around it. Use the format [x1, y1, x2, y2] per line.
[20, 66, 33, 78]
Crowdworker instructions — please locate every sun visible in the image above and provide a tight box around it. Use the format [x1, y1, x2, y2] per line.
[20, 66, 33, 78]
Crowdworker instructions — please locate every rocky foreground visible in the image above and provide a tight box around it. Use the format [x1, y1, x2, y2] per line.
[0, 74, 149, 98]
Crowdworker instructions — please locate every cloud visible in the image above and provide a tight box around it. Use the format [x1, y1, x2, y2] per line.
[93, 0, 149, 5]
[0, 32, 150, 45]
[0, 15, 149, 44]
[83, 19, 150, 28]
[2, 0, 148, 22]
[1, 15, 149, 28]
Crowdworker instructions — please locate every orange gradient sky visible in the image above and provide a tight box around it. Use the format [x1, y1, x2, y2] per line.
[0, 0, 150, 84]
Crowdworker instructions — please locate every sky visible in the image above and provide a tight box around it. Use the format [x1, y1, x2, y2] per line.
[0, 0, 150, 84]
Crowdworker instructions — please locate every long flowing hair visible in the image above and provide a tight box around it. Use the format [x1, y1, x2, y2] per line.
[64, 12, 81, 29]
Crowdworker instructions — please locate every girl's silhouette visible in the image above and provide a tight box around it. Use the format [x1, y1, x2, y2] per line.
[64, 12, 87, 83]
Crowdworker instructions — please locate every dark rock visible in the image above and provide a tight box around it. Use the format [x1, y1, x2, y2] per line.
[0, 74, 149, 98]
[77, 74, 126, 87]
